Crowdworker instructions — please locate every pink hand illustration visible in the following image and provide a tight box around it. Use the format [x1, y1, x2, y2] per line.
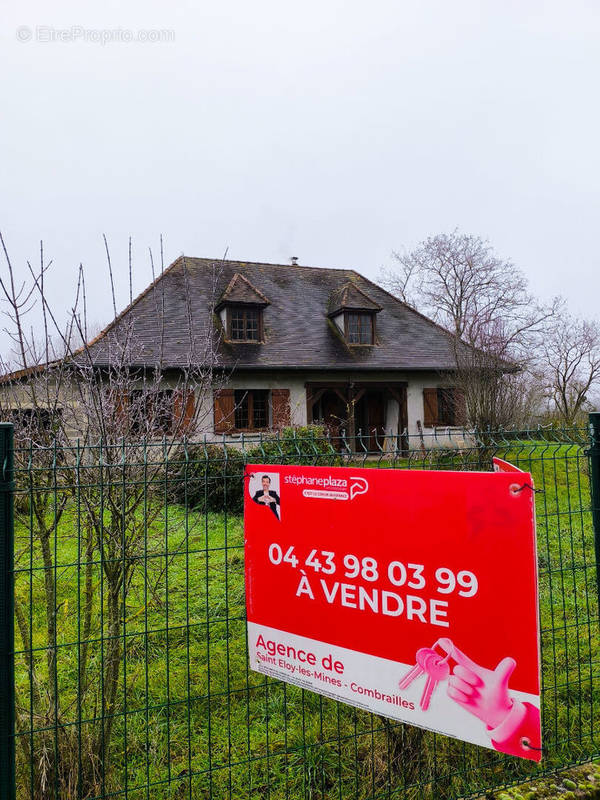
[443, 641, 515, 729]
[434, 638, 541, 761]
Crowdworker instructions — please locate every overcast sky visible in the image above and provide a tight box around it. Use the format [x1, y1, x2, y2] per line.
[1, 0, 599, 337]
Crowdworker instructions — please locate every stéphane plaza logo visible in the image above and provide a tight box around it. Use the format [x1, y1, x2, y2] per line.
[284, 473, 369, 502]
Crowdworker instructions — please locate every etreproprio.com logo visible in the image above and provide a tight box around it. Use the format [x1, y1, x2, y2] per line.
[16, 26, 176, 44]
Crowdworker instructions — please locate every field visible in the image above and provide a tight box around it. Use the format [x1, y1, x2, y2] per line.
[11, 439, 600, 799]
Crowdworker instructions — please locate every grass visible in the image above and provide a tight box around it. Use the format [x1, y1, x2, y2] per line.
[11, 440, 600, 799]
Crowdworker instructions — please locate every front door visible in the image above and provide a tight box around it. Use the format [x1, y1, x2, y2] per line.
[311, 389, 348, 447]
[356, 391, 386, 451]
[367, 391, 386, 450]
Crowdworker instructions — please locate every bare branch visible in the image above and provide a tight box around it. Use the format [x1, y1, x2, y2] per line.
[382, 231, 557, 427]
[539, 310, 600, 424]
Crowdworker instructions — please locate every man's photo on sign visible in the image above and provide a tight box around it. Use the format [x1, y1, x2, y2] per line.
[250, 472, 281, 520]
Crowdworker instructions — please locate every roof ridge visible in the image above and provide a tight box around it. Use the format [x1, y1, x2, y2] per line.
[189, 256, 357, 274]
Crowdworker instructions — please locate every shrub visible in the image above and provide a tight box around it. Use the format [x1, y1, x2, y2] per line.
[169, 444, 245, 513]
[245, 425, 341, 466]
[169, 428, 340, 514]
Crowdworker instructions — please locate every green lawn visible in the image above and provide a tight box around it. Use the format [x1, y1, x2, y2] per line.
[11, 441, 600, 799]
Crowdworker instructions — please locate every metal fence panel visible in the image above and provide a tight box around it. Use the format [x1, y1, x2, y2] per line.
[2, 425, 599, 799]
[0, 423, 15, 800]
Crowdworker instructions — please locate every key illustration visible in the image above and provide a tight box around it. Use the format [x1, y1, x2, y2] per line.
[420, 652, 450, 710]
[399, 638, 542, 761]
[398, 647, 435, 690]
[398, 646, 450, 710]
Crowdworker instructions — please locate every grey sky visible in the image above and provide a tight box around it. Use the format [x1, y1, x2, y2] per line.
[1, 0, 599, 336]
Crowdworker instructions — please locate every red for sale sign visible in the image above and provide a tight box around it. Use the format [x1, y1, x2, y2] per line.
[244, 462, 541, 761]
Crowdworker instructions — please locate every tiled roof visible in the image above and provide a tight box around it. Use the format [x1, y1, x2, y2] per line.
[328, 282, 382, 316]
[215, 272, 270, 309]
[83, 257, 469, 371]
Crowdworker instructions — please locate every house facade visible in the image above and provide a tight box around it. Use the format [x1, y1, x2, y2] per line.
[81, 257, 467, 448]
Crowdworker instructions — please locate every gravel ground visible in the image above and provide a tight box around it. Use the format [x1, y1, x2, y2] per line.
[478, 761, 600, 799]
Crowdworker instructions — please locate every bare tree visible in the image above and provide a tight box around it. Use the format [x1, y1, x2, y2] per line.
[539, 310, 600, 425]
[381, 231, 557, 428]
[0, 233, 223, 797]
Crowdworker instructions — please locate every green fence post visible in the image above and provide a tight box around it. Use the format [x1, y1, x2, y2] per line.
[588, 412, 600, 617]
[0, 423, 15, 800]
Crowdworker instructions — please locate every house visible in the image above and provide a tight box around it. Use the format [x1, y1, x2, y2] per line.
[79, 257, 467, 449]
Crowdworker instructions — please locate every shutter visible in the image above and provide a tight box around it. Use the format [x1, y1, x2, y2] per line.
[271, 388, 291, 429]
[214, 388, 235, 433]
[114, 391, 129, 422]
[174, 390, 195, 432]
[454, 388, 467, 426]
[423, 388, 438, 428]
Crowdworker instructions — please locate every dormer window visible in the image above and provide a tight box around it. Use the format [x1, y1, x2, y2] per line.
[215, 272, 270, 344]
[346, 311, 375, 344]
[328, 281, 382, 346]
[229, 306, 261, 341]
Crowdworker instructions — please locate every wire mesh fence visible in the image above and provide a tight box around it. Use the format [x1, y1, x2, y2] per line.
[2, 423, 599, 799]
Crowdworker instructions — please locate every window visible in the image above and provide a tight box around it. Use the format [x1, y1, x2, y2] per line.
[423, 387, 465, 427]
[214, 388, 289, 433]
[9, 407, 60, 435]
[437, 388, 457, 426]
[130, 390, 174, 435]
[345, 312, 374, 344]
[234, 389, 269, 430]
[229, 307, 261, 341]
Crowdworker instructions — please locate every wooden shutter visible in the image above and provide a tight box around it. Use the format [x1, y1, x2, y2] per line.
[214, 388, 235, 433]
[113, 391, 129, 423]
[423, 388, 438, 428]
[271, 388, 291, 429]
[454, 388, 467, 426]
[173, 390, 195, 432]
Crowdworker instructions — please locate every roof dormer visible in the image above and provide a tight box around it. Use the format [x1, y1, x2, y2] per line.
[215, 273, 270, 342]
[328, 282, 382, 345]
